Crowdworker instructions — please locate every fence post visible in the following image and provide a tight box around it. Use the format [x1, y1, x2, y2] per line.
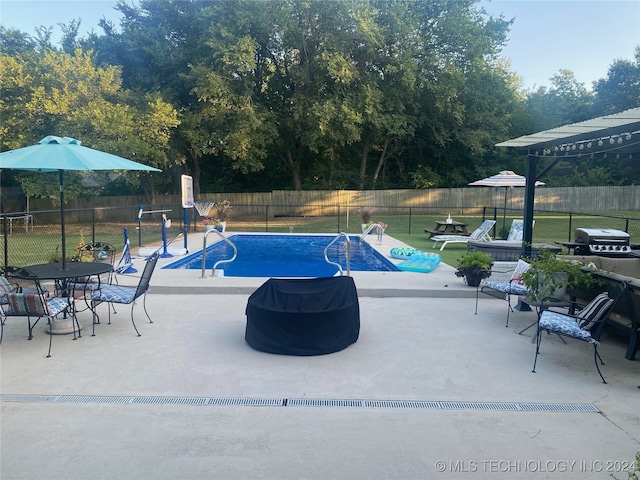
[2, 213, 7, 267]
[337, 204, 340, 233]
[568, 212, 573, 241]
[91, 209, 96, 243]
[265, 205, 269, 232]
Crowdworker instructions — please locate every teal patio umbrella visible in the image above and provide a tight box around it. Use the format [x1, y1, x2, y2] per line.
[0, 136, 161, 269]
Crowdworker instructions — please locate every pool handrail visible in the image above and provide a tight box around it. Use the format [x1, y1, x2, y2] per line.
[324, 232, 351, 276]
[360, 223, 384, 244]
[201, 229, 238, 278]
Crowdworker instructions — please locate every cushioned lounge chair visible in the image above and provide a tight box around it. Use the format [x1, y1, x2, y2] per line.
[431, 220, 495, 251]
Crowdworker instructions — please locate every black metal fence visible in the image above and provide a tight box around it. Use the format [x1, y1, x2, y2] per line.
[2, 203, 639, 268]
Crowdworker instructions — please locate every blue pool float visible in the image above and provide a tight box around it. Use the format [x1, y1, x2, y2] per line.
[396, 252, 442, 273]
[389, 247, 421, 260]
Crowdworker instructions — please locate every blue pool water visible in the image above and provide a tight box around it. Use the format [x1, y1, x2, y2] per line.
[163, 234, 399, 277]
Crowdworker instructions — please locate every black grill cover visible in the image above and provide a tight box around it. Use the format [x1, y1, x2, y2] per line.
[245, 276, 360, 355]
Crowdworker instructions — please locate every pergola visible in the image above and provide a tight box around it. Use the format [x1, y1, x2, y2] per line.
[495, 107, 640, 257]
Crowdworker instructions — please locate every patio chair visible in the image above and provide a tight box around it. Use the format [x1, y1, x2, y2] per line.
[69, 242, 118, 311]
[431, 220, 495, 251]
[0, 275, 19, 344]
[532, 282, 626, 383]
[0, 273, 78, 358]
[475, 259, 531, 327]
[90, 251, 159, 337]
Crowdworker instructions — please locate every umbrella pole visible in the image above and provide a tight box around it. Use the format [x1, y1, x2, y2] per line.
[503, 188, 508, 237]
[59, 170, 66, 270]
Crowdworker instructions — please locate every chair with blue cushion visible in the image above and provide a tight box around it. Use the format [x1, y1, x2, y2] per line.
[0, 274, 78, 358]
[475, 259, 531, 327]
[70, 242, 118, 312]
[532, 283, 626, 383]
[90, 251, 159, 337]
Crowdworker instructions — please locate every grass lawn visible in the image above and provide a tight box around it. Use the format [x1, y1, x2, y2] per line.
[2, 211, 638, 268]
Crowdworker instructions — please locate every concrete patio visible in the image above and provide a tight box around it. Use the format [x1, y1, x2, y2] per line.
[1, 232, 639, 479]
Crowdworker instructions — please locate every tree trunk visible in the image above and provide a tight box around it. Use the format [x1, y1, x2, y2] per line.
[358, 130, 373, 190]
[279, 149, 303, 191]
[187, 147, 201, 196]
[371, 137, 391, 189]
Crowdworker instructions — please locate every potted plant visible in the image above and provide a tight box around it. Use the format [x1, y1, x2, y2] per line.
[520, 250, 604, 302]
[202, 216, 217, 231]
[214, 200, 232, 232]
[455, 251, 494, 287]
[359, 207, 374, 233]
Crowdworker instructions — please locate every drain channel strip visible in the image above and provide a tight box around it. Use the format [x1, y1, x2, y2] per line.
[1, 394, 600, 413]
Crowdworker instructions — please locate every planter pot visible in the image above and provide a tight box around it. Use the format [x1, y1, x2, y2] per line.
[206, 222, 226, 232]
[362, 223, 384, 235]
[539, 272, 569, 299]
[465, 271, 484, 287]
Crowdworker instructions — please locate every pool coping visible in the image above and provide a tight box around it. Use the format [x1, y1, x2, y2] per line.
[123, 231, 472, 298]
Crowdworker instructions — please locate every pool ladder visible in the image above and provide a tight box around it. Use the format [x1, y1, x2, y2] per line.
[201, 229, 237, 278]
[324, 232, 351, 276]
[360, 223, 384, 244]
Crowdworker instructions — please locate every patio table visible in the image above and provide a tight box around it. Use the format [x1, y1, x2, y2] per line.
[10, 262, 112, 334]
[425, 219, 469, 238]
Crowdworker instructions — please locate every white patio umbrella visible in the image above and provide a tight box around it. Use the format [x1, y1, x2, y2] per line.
[468, 170, 545, 235]
[0, 136, 162, 269]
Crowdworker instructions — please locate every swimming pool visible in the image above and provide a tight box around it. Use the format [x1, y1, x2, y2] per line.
[162, 234, 399, 277]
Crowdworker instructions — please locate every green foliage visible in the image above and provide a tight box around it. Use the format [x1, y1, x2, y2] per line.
[2, 1, 639, 193]
[455, 251, 494, 278]
[0, 48, 179, 201]
[521, 250, 605, 301]
[594, 46, 640, 115]
[410, 166, 442, 189]
[610, 451, 640, 480]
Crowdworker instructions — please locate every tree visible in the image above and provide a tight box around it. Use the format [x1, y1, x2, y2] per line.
[525, 69, 593, 133]
[593, 46, 640, 115]
[0, 49, 179, 202]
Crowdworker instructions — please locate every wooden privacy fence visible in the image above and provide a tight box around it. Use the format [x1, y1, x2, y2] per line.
[22, 185, 640, 217]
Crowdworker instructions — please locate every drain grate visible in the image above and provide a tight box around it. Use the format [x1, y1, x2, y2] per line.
[0, 394, 600, 413]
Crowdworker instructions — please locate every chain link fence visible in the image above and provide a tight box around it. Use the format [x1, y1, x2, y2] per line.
[1, 203, 639, 268]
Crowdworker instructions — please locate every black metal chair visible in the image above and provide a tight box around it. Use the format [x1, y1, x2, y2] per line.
[0, 272, 78, 358]
[69, 242, 118, 311]
[90, 252, 159, 337]
[532, 282, 626, 383]
[475, 260, 530, 327]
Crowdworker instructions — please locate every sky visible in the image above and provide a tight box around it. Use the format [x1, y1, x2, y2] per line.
[1, 0, 639, 91]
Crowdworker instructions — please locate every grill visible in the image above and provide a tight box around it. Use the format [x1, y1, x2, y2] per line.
[574, 228, 631, 256]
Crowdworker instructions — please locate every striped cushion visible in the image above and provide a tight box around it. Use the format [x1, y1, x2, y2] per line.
[577, 293, 614, 331]
[7, 293, 49, 316]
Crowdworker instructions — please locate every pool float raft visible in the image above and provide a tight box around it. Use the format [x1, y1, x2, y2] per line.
[389, 247, 421, 260]
[390, 248, 441, 273]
